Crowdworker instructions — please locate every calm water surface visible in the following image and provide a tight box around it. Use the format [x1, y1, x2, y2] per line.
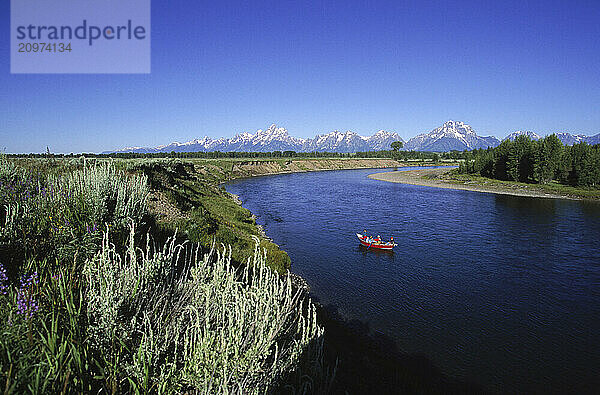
[226, 167, 600, 393]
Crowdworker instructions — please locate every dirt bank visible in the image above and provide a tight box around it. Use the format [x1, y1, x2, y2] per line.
[230, 158, 426, 178]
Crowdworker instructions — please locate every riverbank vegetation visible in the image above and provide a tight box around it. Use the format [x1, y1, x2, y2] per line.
[127, 159, 293, 274]
[0, 156, 327, 393]
[459, 135, 600, 188]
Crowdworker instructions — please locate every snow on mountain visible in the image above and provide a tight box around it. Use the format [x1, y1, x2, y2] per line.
[105, 121, 600, 154]
[221, 125, 305, 152]
[554, 132, 587, 146]
[301, 130, 366, 152]
[299, 131, 365, 152]
[366, 130, 405, 151]
[114, 146, 159, 153]
[250, 124, 306, 151]
[585, 133, 600, 145]
[153, 137, 223, 153]
[502, 131, 598, 146]
[503, 131, 542, 141]
[109, 124, 404, 153]
[404, 120, 500, 151]
[110, 121, 600, 154]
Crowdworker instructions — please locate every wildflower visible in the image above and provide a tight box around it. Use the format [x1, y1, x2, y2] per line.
[16, 272, 40, 319]
[0, 263, 8, 295]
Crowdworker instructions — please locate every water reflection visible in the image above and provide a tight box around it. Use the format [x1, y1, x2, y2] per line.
[356, 244, 396, 260]
[494, 193, 556, 217]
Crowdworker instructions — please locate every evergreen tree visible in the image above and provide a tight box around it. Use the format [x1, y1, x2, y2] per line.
[533, 134, 563, 184]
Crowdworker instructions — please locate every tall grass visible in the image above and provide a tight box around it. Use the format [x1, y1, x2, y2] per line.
[0, 157, 328, 393]
[0, 159, 149, 273]
[84, 227, 324, 393]
[0, 265, 94, 393]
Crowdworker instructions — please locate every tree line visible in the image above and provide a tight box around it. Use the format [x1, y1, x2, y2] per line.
[7, 147, 463, 161]
[459, 135, 600, 187]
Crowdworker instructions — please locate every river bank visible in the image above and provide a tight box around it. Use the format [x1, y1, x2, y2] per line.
[224, 157, 454, 179]
[139, 157, 450, 272]
[129, 158, 483, 392]
[369, 167, 600, 201]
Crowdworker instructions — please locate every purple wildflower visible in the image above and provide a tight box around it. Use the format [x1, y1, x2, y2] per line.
[0, 263, 7, 295]
[16, 272, 40, 319]
[86, 223, 98, 233]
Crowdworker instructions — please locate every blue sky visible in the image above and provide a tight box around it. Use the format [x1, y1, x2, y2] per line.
[2, 0, 600, 153]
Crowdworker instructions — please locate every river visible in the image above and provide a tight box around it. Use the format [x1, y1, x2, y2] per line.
[225, 167, 600, 393]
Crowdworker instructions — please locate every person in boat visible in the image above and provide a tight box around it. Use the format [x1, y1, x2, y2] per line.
[375, 235, 381, 243]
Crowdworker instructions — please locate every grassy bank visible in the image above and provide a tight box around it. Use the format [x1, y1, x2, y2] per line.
[0, 156, 327, 393]
[371, 167, 600, 201]
[441, 170, 600, 200]
[127, 159, 292, 274]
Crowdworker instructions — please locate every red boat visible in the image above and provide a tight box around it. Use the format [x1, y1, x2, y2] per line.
[356, 233, 397, 250]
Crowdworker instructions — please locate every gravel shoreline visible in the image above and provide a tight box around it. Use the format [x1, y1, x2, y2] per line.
[368, 168, 580, 200]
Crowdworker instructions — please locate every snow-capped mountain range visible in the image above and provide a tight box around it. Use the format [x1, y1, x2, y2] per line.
[110, 124, 405, 154]
[108, 121, 599, 153]
[502, 130, 599, 146]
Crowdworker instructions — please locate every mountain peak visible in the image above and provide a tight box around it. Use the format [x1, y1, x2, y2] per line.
[404, 120, 498, 151]
[443, 120, 465, 127]
[256, 124, 287, 136]
[503, 131, 541, 141]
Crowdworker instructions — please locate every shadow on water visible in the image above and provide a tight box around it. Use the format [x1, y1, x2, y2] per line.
[494, 193, 556, 215]
[314, 301, 486, 394]
[580, 200, 600, 220]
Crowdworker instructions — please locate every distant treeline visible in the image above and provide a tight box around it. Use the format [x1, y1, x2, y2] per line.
[7, 149, 466, 161]
[459, 135, 600, 187]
